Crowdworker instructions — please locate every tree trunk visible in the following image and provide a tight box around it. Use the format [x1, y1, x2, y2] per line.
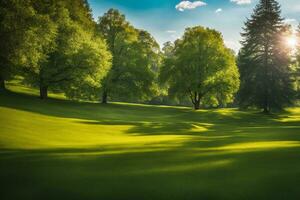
[263, 106, 269, 114]
[39, 85, 48, 99]
[0, 74, 5, 91]
[189, 91, 201, 110]
[263, 101, 270, 113]
[194, 100, 200, 110]
[263, 95, 270, 113]
[102, 90, 108, 104]
[263, 39, 270, 114]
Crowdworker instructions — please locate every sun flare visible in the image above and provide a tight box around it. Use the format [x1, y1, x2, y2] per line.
[286, 36, 298, 49]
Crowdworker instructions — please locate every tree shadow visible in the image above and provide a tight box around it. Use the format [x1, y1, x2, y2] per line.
[1, 90, 299, 149]
[1, 142, 300, 200]
[1, 90, 300, 199]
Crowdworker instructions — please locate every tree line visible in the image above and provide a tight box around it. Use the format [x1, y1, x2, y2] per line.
[0, 0, 299, 112]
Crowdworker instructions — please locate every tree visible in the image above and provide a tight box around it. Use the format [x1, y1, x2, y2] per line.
[97, 9, 160, 103]
[96, 9, 129, 103]
[66, 0, 94, 28]
[162, 41, 175, 58]
[62, 36, 112, 100]
[160, 26, 240, 110]
[109, 29, 160, 102]
[21, 0, 111, 99]
[0, 0, 48, 90]
[296, 25, 300, 99]
[238, 0, 295, 113]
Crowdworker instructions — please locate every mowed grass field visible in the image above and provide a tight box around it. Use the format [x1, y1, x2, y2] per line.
[1, 83, 300, 200]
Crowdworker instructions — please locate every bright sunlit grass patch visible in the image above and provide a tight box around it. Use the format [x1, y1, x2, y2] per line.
[277, 107, 300, 122]
[213, 141, 300, 151]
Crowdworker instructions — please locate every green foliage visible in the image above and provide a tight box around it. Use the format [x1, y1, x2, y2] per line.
[111, 30, 161, 102]
[238, 0, 295, 112]
[160, 26, 240, 109]
[63, 0, 95, 30]
[0, 0, 43, 89]
[296, 25, 300, 99]
[19, 0, 111, 99]
[97, 9, 160, 103]
[63, 36, 112, 100]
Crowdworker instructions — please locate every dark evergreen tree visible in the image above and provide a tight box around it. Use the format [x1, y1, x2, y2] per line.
[296, 25, 300, 99]
[238, 0, 295, 113]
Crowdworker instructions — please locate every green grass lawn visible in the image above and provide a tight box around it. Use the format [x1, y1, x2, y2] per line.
[1, 84, 300, 200]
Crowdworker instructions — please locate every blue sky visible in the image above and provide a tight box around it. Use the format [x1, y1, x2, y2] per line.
[89, 0, 300, 52]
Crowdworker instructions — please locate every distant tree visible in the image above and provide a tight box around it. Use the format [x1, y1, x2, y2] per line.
[238, 0, 295, 113]
[96, 9, 130, 103]
[97, 9, 160, 103]
[155, 41, 183, 106]
[160, 26, 240, 110]
[109, 30, 160, 102]
[162, 41, 175, 58]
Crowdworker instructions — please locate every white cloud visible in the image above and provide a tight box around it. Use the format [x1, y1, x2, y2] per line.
[215, 8, 222, 13]
[175, 1, 207, 12]
[230, 0, 251, 5]
[166, 30, 177, 33]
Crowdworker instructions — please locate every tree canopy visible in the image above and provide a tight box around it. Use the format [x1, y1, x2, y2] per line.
[238, 0, 295, 112]
[160, 26, 240, 110]
[1, 1, 298, 111]
[0, 0, 50, 90]
[97, 9, 160, 103]
[19, 0, 111, 99]
[296, 25, 300, 99]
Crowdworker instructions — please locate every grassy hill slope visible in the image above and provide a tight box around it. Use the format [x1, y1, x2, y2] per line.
[1, 84, 300, 200]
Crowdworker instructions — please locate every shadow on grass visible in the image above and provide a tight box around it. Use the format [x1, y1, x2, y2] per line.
[1, 90, 299, 133]
[1, 90, 300, 150]
[1, 142, 300, 200]
[1, 90, 300, 199]
[1, 90, 300, 149]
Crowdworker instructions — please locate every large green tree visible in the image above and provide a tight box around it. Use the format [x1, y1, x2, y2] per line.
[0, 0, 52, 90]
[238, 0, 295, 112]
[21, 0, 111, 99]
[97, 9, 160, 103]
[160, 26, 240, 110]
